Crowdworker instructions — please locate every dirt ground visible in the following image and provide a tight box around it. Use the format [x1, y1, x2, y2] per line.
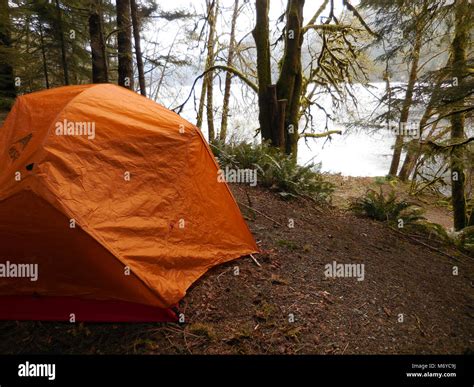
[0, 185, 472, 355]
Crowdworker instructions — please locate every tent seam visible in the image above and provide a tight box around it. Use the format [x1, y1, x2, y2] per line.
[40, 85, 101, 150]
[31, 85, 177, 306]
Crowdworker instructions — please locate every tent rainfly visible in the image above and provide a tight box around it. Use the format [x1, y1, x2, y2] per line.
[0, 84, 258, 322]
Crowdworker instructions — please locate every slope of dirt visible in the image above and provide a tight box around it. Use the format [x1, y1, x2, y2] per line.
[0, 186, 472, 354]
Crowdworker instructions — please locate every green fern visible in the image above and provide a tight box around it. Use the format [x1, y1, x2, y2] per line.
[455, 226, 474, 255]
[212, 141, 334, 203]
[350, 188, 426, 226]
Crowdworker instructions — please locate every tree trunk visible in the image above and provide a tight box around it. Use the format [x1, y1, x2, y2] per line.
[38, 23, 50, 89]
[89, 0, 108, 83]
[268, 85, 287, 149]
[276, 0, 305, 157]
[450, 0, 468, 231]
[24, 18, 30, 91]
[398, 69, 445, 181]
[154, 32, 179, 99]
[220, 0, 239, 142]
[398, 111, 430, 182]
[252, 0, 273, 143]
[468, 206, 474, 227]
[0, 0, 16, 107]
[206, 70, 215, 142]
[55, 0, 70, 85]
[196, 81, 207, 128]
[130, 0, 146, 96]
[196, 0, 218, 140]
[116, 0, 134, 89]
[206, 0, 218, 141]
[253, 0, 304, 155]
[388, 26, 422, 177]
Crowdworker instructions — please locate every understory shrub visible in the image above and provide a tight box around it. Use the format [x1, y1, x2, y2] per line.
[350, 189, 425, 224]
[211, 141, 334, 203]
[349, 188, 451, 241]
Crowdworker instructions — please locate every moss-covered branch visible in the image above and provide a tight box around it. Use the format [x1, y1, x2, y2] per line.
[301, 130, 342, 138]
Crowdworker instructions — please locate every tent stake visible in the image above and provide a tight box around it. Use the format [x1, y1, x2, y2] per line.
[250, 254, 261, 267]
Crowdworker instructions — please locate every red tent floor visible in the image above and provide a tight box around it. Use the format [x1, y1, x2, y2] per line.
[0, 296, 178, 322]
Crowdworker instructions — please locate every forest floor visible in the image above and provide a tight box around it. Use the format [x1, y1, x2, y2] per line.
[325, 174, 455, 229]
[0, 184, 472, 355]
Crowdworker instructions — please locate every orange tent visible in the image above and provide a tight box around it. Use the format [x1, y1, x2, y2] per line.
[0, 84, 258, 322]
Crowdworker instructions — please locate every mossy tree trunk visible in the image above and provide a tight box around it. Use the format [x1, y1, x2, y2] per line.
[197, 0, 218, 143]
[252, 0, 273, 144]
[450, 0, 469, 231]
[253, 0, 304, 156]
[276, 0, 305, 157]
[205, 0, 218, 142]
[251, 0, 372, 157]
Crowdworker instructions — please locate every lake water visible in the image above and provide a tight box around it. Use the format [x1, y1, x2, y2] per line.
[161, 82, 406, 177]
[298, 130, 394, 177]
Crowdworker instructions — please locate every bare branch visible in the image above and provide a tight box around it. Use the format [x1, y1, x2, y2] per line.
[342, 0, 379, 37]
[421, 137, 474, 151]
[303, 0, 329, 34]
[172, 65, 258, 114]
